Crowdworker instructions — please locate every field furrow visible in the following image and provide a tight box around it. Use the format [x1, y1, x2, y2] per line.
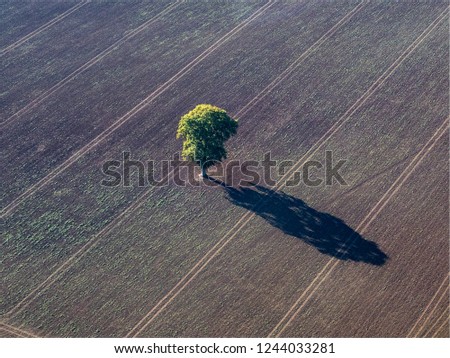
[0, 1, 174, 122]
[0, 328, 18, 338]
[2, 1, 361, 321]
[125, 15, 448, 337]
[2, 2, 447, 337]
[0, 1, 79, 49]
[0, 0, 264, 207]
[277, 133, 448, 337]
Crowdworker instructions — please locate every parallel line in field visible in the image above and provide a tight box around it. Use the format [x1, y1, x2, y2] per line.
[0, 0, 274, 218]
[3, 1, 276, 319]
[4, 0, 362, 321]
[127, 7, 448, 337]
[424, 306, 449, 338]
[274, 6, 449, 193]
[269, 120, 449, 337]
[0, 322, 38, 338]
[0, 326, 24, 338]
[414, 277, 450, 337]
[418, 284, 449, 337]
[431, 313, 450, 338]
[125, 1, 367, 337]
[0, 1, 181, 129]
[321, 153, 415, 209]
[0, 1, 89, 57]
[235, 1, 367, 119]
[407, 275, 449, 337]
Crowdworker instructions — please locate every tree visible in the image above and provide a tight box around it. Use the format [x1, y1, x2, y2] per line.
[177, 104, 238, 178]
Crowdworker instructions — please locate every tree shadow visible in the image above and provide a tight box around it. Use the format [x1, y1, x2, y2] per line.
[211, 179, 387, 266]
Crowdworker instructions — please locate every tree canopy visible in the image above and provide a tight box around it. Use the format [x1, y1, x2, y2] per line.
[177, 104, 238, 176]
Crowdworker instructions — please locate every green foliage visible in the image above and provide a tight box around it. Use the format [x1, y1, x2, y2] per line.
[177, 104, 238, 170]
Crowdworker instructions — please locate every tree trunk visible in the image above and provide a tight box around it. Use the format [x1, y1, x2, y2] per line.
[200, 164, 207, 178]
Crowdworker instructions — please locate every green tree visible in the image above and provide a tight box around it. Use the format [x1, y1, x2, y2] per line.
[177, 104, 238, 178]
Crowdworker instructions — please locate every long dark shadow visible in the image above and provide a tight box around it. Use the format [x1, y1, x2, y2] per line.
[208, 178, 388, 266]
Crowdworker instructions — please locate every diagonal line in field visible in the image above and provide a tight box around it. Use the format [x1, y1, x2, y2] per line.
[0, 0, 274, 218]
[0, 326, 25, 338]
[3, 1, 276, 319]
[424, 305, 450, 338]
[127, 7, 449, 338]
[125, 1, 368, 337]
[407, 274, 449, 337]
[321, 153, 416, 208]
[415, 277, 450, 337]
[0, 1, 89, 57]
[270, 120, 449, 337]
[235, 1, 367, 119]
[274, 7, 449, 194]
[0, 1, 181, 129]
[431, 311, 450, 338]
[0, 321, 38, 338]
[4, 0, 364, 322]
